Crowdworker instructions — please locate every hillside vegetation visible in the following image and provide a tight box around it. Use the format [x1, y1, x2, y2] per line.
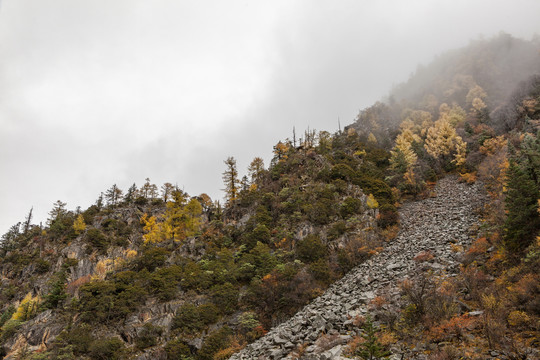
[0, 33, 539, 359]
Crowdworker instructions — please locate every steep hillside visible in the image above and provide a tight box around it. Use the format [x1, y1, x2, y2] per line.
[0, 132, 395, 359]
[230, 175, 488, 359]
[1, 33, 539, 360]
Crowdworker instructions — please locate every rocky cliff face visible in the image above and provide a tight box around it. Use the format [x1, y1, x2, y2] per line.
[229, 175, 486, 360]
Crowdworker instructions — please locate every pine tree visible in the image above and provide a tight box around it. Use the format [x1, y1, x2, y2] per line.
[96, 193, 104, 210]
[390, 128, 419, 172]
[248, 157, 265, 186]
[125, 183, 138, 203]
[48, 200, 67, 225]
[141, 178, 158, 199]
[105, 184, 123, 207]
[355, 315, 390, 360]
[503, 160, 540, 253]
[222, 157, 239, 204]
[161, 182, 175, 202]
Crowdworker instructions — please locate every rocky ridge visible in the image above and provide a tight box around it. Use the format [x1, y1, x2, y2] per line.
[230, 175, 485, 360]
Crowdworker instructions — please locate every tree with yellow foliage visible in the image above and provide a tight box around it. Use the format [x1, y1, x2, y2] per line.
[272, 141, 290, 162]
[141, 214, 163, 244]
[466, 85, 487, 108]
[424, 118, 467, 167]
[181, 198, 203, 238]
[366, 194, 379, 209]
[438, 103, 466, 127]
[12, 293, 40, 321]
[452, 136, 467, 167]
[390, 128, 420, 173]
[141, 194, 203, 244]
[73, 214, 86, 234]
[400, 109, 432, 136]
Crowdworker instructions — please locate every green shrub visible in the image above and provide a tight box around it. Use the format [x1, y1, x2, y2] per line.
[1, 284, 16, 301]
[377, 204, 398, 228]
[245, 224, 271, 248]
[135, 323, 162, 350]
[43, 271, 67, 309]
[85, 228, 109, 253]
[35, 259, 51, 274]
[307, 198, 335, 225]
[172, 303, 201, 333]
[309, 258, 332, 283]
[296, 234, 327, 263]
[240, 242, 277, 278]
[197, 327, 232, 360]
[254, 206, 273, 227]
[340, 197, 363, 218]
[210, 283, 239, 314]
[198, 304, 220, 326]
[79, 280, 147, 323]
[327, 221, 347, 240]
[0, 319, 22, 342]
[49, 215, 76, 239]
[354, 315, 391, 359]
[82, 205, 100, 224]
[134, 196, 148, 205]
[165, 338, 193, 359]
[149, 265, 183, 301]
[364, 148, 390, 167]
[180, 260, 213, 291]
[354, 176, 393, 206]
[0, 306, 15, 328]
[330, 163, 356, 181]
[172, 303, 219, 334]
[101, 218, 118, 232]
[88, 338, 124, 360]
[134, 247, 170, 272]
[503, 160, 540, 253]
[54, 324, 94, 355]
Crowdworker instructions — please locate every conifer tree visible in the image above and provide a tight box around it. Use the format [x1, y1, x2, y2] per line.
[241, 175, 249, 192]
[124, 183, 138, 203]
[248, 157, 265, 186]
[141, 178, 158, 199]
[355, 315, 390, 360]
[390, 128, 419, 172]
[222, 157, 239, 204]
[503, 160, 540, 253]
[161, 182, 175, 202]
[48, 200, 67, 225]
[105, 184, 123, 207]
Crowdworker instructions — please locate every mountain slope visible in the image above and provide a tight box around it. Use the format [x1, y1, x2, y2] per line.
[0, 33, 539, 360]
[230, 176, 486, 359]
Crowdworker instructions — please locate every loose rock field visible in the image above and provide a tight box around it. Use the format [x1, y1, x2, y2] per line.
[230, 176, 485, 360]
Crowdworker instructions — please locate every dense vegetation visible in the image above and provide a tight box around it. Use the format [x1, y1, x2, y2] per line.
[0, 33, 538, 359]
[0, 127, 396, 359]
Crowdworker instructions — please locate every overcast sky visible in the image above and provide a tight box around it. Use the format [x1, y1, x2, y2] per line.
[1, 0, 540, 234]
